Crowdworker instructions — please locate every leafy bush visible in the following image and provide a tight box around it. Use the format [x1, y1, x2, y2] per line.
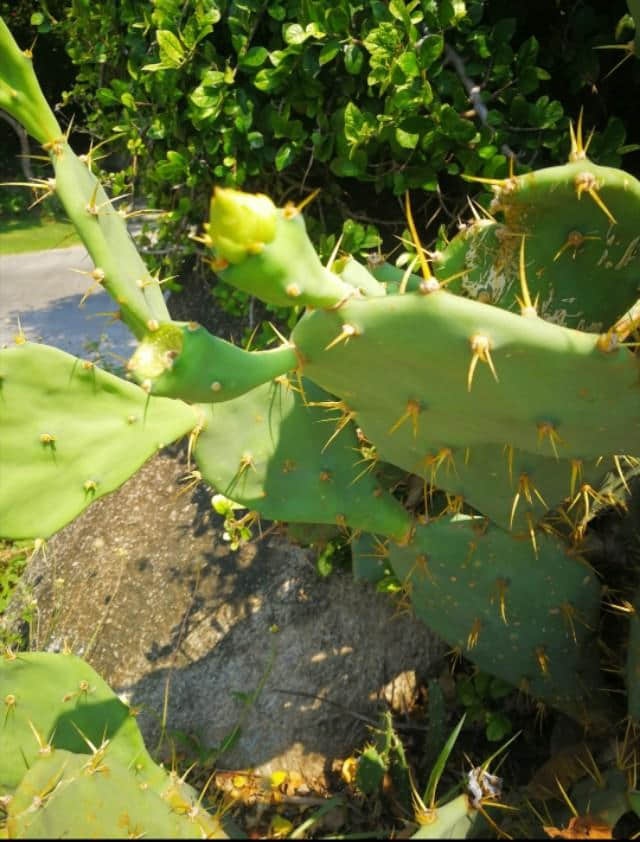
[45, 0, 638, 305]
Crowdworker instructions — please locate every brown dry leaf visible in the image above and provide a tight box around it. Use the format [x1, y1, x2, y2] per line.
[543, 814, 613, 839]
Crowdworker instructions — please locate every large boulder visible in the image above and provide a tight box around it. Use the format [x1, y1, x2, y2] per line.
[6, 445, 445, 787]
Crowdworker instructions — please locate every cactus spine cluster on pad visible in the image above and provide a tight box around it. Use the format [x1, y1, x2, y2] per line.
[0, 15, 639, 727]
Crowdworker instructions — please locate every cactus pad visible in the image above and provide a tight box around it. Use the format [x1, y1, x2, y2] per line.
[387, 518, 603, 718]
[193, 377, 412, 540]
[5, 749, 225, 839]
[127, 321, 298, 403]
[208, 189, 354, 308]
[0, 343, 197, 540]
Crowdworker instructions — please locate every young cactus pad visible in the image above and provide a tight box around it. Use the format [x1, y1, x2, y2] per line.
[207, 188, 354, 308]
[0, 343, 197, 540]
[127, 320, 298, 403]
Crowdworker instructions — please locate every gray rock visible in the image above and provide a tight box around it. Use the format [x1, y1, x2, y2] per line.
[8, 446, 445, 787]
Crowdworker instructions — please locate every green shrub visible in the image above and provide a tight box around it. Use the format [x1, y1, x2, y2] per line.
[45, 0, 639, 303]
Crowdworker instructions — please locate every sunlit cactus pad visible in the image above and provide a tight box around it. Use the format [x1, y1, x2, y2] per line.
[194, 377, 411, 540]
[1, 652, 226, 838]
[0, 343, 197, 539]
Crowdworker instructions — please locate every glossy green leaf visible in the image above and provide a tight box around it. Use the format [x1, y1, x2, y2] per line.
[156, 29, 185, 67]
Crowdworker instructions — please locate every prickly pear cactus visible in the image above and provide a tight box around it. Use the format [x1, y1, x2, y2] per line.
[436, 151, 640, 332]
[199, 156, 639, 716]
[193, 377, 411, 541]
[0, 651, 227, 838]
[387, 518, 603, 718]
[0, 13, 639, 724]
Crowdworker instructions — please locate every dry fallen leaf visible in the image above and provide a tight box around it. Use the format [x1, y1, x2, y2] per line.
[543, 814, 613, 839]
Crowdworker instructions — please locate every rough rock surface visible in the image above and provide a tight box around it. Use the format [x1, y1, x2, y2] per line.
[9, 445, 446, 787]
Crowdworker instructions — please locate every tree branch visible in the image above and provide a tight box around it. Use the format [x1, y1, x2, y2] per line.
[443, 44, 517, 159]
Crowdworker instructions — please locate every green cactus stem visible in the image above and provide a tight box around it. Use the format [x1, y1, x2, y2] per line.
[51, 141, 170, 336]
[0, 20, 169, 338]
[127, 321, 299, 403]
[0, 18, 60, 145]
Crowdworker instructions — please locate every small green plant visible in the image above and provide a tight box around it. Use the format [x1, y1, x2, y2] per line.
[456, 671, 513, 743]
[354, 710, 411, 808]
[344, 709, 500, 837]
[0, 542, 27, 616]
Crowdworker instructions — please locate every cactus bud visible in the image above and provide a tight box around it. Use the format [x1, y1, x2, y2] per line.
[208, 187, 277, 264]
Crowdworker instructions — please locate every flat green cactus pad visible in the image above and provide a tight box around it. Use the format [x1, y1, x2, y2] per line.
[291, 290, 640, 528]
[0, 343, 197, 540]
[0, 652, 161, 794]
[388, 518, 604, 718]
[5, 749, 226, 838]
[436, 161, 640, 333]
[194, 377, 411, 540]
[293, 290, 640, 458]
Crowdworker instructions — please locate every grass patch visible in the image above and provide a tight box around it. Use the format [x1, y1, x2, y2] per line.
[0, 214, 81, 255]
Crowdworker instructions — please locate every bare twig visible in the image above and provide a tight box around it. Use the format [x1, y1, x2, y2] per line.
[443, 44, 516, 159]
[444, 44, 489, 125]
[272, 687, 431, 732]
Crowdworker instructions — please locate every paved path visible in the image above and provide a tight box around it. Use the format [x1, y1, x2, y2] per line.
[0, 245, 138, 365]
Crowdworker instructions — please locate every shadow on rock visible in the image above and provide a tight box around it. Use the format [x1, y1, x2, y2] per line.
[7, 445, 445, 787]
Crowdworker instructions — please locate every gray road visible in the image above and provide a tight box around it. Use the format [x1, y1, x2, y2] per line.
[0, 245, 138, 365]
